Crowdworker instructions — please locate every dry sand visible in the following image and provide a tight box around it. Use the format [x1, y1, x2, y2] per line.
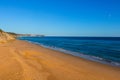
[0, 40, 119, 80]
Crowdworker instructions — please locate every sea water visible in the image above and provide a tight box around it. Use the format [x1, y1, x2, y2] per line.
[18, 37, 120, 66]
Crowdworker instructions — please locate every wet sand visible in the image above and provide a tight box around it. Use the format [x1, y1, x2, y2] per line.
[0, 40, 119, 80]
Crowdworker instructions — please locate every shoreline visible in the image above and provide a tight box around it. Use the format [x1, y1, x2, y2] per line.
[22, 40, 120, 67]
[0, 40, 119, 80]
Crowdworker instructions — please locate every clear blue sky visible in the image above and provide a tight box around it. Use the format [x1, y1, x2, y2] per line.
[0, 0, 120, 36]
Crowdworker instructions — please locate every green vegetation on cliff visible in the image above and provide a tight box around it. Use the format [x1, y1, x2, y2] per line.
[0, 29, 3, 32]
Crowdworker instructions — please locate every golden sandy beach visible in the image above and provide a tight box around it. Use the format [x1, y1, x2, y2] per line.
[0, 40, 119, 80]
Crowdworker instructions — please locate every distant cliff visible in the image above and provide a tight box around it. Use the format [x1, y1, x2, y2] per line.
[0, 29, 15, 43]
[6, 32, 44, 37]
[0, 29, 44, 43]
[17, 34, 45, 37]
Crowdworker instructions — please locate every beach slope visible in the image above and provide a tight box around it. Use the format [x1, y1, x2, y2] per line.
[0, 40, 119, 80]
